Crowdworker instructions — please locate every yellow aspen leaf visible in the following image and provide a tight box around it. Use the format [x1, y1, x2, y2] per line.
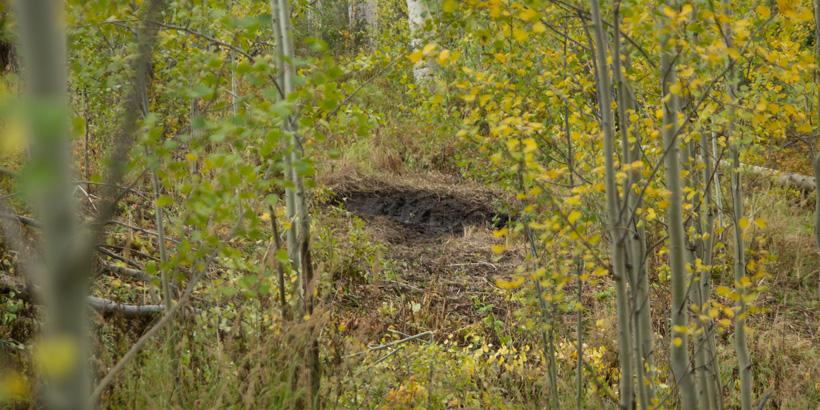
[496, 275, 525, 290]
[754, 217, 766, 229]
[422, 43, 438, 56]
[522, 138, 537, 153]
[437, 49, 451, 65]
[532, 22, 546, 33]
[0, 117, 26, 158]
[442, 0, 457, 13]
[408, 50, 423, 63]
[512, 28, 528, 42]
[738, 217, 749, 230]
[669, 83, 682, 96]
[491, 244, 506, 254]
[0, 370, 29, 401]
[776, 0, 793, 14]
[718, 319, 732, 328]
[519, 8, 537, 22]
[715, 286, 734, 299]
[756, 5, 770, 19]
[672, 337, 683, 347]
[568, 210, 582, 224]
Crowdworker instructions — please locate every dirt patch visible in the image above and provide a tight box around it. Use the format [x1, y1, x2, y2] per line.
[329, 178, 509, 239]
[322, 175, 523, 340]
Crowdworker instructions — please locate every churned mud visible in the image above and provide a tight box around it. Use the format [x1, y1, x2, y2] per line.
[322, 174, 522, 339]
[330, 180, 509, 239]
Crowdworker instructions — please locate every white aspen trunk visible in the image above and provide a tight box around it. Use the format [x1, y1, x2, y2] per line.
[406, 0, 434, 86]
[700, 132, 724, 410]
[720, 3, 753, 407]
[348, 1, 359, 38]
[613, 8, 654, 408]
[272, 0, 321, 406]
[589, 1, 634, 408]
[660, 3, 698, 408]
[364, 0, 378, 37]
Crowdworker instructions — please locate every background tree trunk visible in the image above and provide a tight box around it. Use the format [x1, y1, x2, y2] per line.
[406, 0, 433, 86]
[660, 4, 697, 408]
[589, 1, 634, 408]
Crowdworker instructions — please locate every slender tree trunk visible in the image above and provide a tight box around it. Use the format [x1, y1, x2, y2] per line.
[612, 7, 654, 409]
[589, 1, 634, 408]
[406, 0, 433, 86]
[660, 4, 697, 408]
[561, 15, 585, 409]
[363, 0, 379, 48]
[270, 0, 298, 293]
[687, 138, 716, 410]
[151, 173, 171, 310]
[720, 3, 753, 407]
[269, 205, 290, 321]
[813, 0, 820, 251]
[14, 1, 87, 408]
[730, 143, 753, 410]
[712, 134, 725, 228]
[272, 0, 320, 406]
[700, 131, 724, 410]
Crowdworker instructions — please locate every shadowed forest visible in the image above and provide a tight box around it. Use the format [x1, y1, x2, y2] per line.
[0, 0, 818, 409]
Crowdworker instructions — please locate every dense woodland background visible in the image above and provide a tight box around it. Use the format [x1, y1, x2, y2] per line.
[0, 0, 818, 408]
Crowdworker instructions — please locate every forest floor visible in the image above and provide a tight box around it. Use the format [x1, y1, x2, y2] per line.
[310, 161, 820, 407]
[321, 172, 524, 341]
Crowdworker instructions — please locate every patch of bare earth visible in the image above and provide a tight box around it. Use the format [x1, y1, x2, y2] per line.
[322, 173, 523, 341]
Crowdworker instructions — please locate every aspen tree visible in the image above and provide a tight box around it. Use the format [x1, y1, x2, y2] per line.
[560, 16, 585, 409]
[718, 1, 753, 406]
[612, 6, 653, 408]
[12, 0, 166, 407]
[13, 1, 85, 407]
[406, 0, 434, 86]
[659, 2, 697, 408]
[588, 1, 634, 407]
[700, 131, 724, 410]
[271, 0, 321, 405]
[688, 137, 714, 409]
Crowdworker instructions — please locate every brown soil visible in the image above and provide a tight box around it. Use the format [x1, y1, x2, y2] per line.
[329, 178, 509, 238]
[323, 174, 523, 340]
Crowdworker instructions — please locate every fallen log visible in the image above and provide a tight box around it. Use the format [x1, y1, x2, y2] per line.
[713, 162, 816, 192]
[86, 296, 164, 317]
[0, 272, 163, 317]
[740, 164, 816, 192]
[99, 263, 153, 283]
